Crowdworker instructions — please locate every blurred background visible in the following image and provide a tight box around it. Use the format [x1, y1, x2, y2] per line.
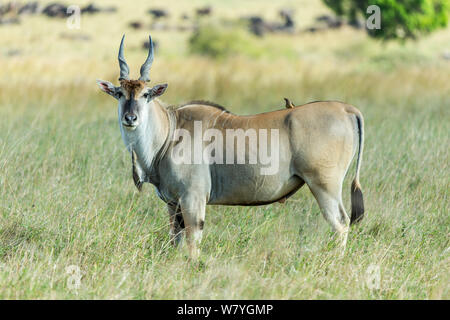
[0, 0, 449, 299]
[1, 0, 449, 113]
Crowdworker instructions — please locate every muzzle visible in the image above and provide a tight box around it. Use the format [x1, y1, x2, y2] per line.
[123, 112, 138, 128]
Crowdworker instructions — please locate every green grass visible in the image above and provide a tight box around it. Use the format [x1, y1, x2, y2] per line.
[0, 0, 449, 299]
[1, 67, 448, 299]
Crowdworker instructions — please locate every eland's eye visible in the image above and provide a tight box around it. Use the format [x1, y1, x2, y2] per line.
[116, 91, 123, 98]
[143, 92, 150, 99]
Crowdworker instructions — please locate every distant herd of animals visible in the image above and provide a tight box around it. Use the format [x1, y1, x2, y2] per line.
[0, 1, 368, 59]
[0, 1, 364, 37]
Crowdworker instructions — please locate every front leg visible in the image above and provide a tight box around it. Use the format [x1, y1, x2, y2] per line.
[179, 193, 206, 260]
[167, 203, 185, 247]
[132, 150, 144, 191]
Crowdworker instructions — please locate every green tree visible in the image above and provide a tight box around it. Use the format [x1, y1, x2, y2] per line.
[322, 0, 449, 40]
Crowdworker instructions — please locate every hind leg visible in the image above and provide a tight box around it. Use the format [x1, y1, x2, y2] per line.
[338, 201, 351, 248]
[307, 180, 350, 250]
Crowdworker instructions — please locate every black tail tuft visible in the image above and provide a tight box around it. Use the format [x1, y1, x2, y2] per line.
[350, 180, 364, 225]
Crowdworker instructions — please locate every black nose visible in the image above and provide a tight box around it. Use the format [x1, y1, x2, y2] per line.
[124, 113, 137, 123]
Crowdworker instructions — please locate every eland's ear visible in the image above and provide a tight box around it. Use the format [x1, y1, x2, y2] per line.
[150, 83, 168, 98]
[96, 80, 116, 97]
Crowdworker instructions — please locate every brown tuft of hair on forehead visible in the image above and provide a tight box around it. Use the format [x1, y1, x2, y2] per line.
[120, 79, 146, 98]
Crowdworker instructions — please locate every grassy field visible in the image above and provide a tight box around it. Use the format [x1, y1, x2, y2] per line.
[0, 0, 449, 299]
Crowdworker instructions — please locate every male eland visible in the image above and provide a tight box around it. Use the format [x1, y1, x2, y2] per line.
[97, 35, 365, 259]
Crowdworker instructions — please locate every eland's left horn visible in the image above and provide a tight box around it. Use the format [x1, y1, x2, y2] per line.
[139, 35, 154, 82]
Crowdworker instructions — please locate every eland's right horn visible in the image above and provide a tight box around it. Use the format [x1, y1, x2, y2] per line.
[118, 35, 130, 80]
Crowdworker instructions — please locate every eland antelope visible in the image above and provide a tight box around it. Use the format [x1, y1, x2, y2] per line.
[97, 35, 365, 259]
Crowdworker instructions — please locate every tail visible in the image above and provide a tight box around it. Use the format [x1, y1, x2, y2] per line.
[350, 112, 365, 225]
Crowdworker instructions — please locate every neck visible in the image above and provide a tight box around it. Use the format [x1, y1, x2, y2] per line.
[120, 99, 170, 174]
